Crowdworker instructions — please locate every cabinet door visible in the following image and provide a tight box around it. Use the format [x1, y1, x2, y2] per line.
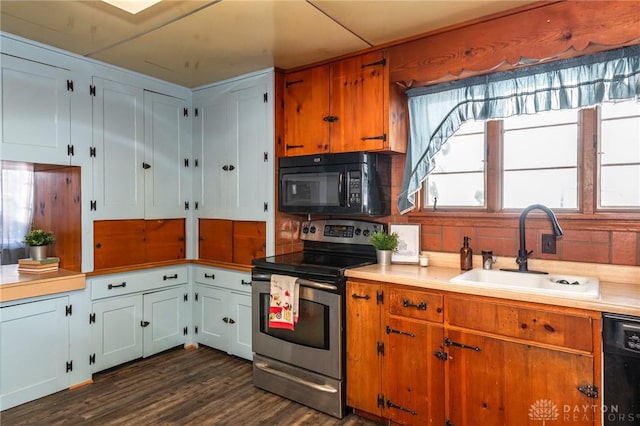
[143, 91, 190, 219]
[330, 51, 387, 153]
[383, 316, 445, 425]
[194, 284, 228, 351]
[446, 330, 596, 426]
[227, 291, 252, 360]
[227, 83, 270, 220]
[92, 294, 143, 372]
[0, 296, 69, 410]
[142, 286, 187, 357]
[194, 90, 228, 218]
[0, 54, 71, 164]
[283, 66, 330, 156]
[91, 77, 144, 219]
[346, 280, 383, 416]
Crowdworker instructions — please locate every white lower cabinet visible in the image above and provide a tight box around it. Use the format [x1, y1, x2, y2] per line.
[1, 296, 70, 410]
[89, 267, 189, 373]
[193, 266, 252, 360]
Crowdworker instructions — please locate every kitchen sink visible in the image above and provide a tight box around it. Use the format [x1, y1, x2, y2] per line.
[449, 269, 600, 299]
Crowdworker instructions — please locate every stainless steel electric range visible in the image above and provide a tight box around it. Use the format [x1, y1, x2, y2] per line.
[251, 219, 384, 418]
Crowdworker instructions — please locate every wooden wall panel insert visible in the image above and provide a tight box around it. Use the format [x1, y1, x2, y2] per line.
[145, 219, 186, 262]
[199, 219, 233, 263]
[233, 220, 266, 265]
[94, 219, 146, 270]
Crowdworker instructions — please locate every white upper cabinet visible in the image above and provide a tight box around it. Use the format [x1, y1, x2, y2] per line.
[0, 54, 72, 165]
[91, 77, 145, 219]
[193, 71, 273, 221]
[143, 91, 190, 219]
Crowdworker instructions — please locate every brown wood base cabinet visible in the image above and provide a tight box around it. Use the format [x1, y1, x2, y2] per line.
[346, 279, 602, 426]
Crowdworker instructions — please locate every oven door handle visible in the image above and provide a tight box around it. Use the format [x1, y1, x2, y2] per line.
[254, 362, 338, 394]
[251, 274, 338, 292]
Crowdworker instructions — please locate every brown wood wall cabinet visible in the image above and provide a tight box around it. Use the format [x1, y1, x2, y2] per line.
[346, 279, 602, 426]
[283, 51, 406, 157]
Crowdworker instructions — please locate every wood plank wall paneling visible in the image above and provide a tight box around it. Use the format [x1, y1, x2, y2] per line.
[32, 164, 82, 271]
[273, 0, 640, 266]
[94, 219, 185, 270]
[198, 219, 266, 265]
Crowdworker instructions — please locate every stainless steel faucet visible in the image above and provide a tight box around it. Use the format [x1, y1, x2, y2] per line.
[511, 204, 563, 274]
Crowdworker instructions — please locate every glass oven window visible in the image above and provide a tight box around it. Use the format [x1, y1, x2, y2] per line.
[259, 293, 330, 350]
[282, 172, 341, 206]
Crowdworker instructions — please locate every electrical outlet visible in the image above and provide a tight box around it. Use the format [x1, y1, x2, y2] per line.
[542, 234, 557, 254]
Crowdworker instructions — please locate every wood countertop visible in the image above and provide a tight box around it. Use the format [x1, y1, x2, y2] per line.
[0, 264, 86, 303]
[345, 252, 640, 317]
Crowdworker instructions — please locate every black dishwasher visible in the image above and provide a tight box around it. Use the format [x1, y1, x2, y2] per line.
[603, 313, 640, 425]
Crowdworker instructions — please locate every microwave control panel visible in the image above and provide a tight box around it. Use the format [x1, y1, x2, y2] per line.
[347, 171, 362, 206]
[301, 219, 384, 245]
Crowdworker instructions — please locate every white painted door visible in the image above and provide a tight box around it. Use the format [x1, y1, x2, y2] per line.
[0, 54, 71, 164]
[0, 296, 69, 410]
[193, 284, 227, 352]
[142, 286, 187, 357]
[91, 77, 144, 219]
[91, 294, 143, 372]
[143, 91, 190, 219]
[227, 291, 253, 360]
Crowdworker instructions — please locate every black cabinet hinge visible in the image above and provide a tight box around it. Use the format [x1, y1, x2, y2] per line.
[184, 158, 189, 167]
[361, 58, 386, 68]
[183, 108, 188, 117]
[263, 92, 268, 103]
[183, 293, 188, 302]
[89, 312, 96, 324]
[264, 202, 268, 212]
[66, 361, 73, 373]
[386, 325, 416, 338]
[434, 350, 448, 361]
[386, 399, 417, 415]
[184, 201, 190, 210]
[195, 292, 199, 302]
[90, 200, 97, 211]
[183, 326, 188, 336]
[285, 79, 303, 88]
[444, 337, 481, 351]
[361, 134, 387, 142]
[89, 85, 96, 96]
[194, 158, 199, 168]
[376, 290, 384, 304]
[577, 384, 599, 398]
[195, 108, 199, 117]
[142, 162, 151, 170]
[67, 80, 74, 92]
[67, 145, 74, 156]
[195, 325, 199, 335]
[263, 152, 268, 162]
[89, 353, 96, 365]
[194, 201, 199, 210]
[90, 146, 96, 157]
[377, 341, 384, 356]
[377, 394, 385, 408]
[65, 304, 72, 316]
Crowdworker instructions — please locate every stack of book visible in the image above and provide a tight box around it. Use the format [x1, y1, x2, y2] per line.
[18, 257, 60, 274]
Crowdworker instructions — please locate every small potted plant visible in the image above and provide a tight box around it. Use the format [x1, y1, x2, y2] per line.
[23, 229, 55, 260]
[369, 230, 399, 266]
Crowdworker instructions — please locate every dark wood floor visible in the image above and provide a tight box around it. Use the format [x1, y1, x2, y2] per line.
[1, 346, 380, 426]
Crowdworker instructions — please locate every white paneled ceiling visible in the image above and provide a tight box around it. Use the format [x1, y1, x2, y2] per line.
[0, 0, 534, 88]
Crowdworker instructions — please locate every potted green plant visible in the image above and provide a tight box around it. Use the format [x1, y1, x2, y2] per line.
[23, 229, 55, 260]
[369, 230, 399, 265]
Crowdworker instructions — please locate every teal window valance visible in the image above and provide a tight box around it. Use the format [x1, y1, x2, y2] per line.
[398, 45, 640, 214]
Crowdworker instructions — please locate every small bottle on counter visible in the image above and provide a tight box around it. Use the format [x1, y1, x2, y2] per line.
[419, 251, 429, 267]
[460, 236, 473, 270]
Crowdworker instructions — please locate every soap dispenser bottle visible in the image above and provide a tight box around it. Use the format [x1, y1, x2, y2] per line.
[460, 236, 473, 270]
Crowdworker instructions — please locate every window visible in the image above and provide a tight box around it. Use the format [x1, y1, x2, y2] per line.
[599, 99, 640, 208]
[422, 121, 486, 209]
[1, 161, 34, 264]
[502, 109, 579, 209]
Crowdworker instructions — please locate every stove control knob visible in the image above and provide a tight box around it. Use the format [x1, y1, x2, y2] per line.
[302, 226, 309, 234]
[354, 228, 362, 236]
[362, 229, 370, 237]
[309, 226, 317, 234]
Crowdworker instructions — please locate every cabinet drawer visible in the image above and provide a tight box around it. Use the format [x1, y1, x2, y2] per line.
[193, 266, 252, 292]
[387, 287, 444, 323]
[448, 296, 593, 352]
[91, 267, 187, 300]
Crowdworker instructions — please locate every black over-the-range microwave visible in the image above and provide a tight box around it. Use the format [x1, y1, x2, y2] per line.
[278, 152, 391, 216]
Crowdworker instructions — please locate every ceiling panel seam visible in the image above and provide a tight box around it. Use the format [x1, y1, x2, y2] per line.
[306, 0, 373, 48]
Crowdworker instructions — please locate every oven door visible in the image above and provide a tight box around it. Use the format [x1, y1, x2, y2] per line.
[251, 276, 342, 380]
